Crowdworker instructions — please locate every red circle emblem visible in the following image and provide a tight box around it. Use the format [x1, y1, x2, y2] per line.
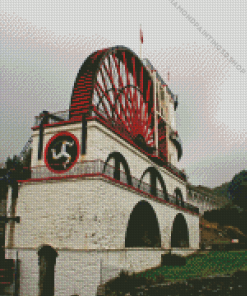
[44, 132, 79, 173]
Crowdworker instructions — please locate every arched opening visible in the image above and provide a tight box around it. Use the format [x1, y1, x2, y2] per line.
[38, 245, 58, 296]
[174, 188, 184, 207]
[171, 214, 189, 248]
[103, 152, 132, 185]
[139, 167, 168, 201]
[125, 200, 161, 247]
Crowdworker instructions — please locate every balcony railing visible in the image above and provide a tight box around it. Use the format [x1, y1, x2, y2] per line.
[28, 160, 199, 214]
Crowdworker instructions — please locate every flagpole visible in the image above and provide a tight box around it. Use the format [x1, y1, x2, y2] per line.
[140, 25, 143, 60]
[140, 40, 142, 60]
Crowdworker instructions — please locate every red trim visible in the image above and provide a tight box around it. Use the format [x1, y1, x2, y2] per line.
[18, 172, 198, 215]
[44, 131, 80, 174]
[19, 172, 101, 183]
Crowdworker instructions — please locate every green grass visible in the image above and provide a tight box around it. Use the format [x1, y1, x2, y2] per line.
[138, 251, 247, 282]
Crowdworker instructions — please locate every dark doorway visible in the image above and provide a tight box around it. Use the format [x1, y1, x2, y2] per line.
[38, 245, 58, 296]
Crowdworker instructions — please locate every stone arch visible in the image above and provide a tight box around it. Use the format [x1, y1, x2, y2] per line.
[103, 152, 132, 185]
[171, 213, 189, 248]
[174, 187, 184, 207]
[38, 245, 58, 296]
[125, 200, 161, 247]
[139, 167, 168, 200]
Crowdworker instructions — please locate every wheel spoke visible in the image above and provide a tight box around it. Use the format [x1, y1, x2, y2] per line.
[122, 52, 133, 120]
[72, 47, 157, 153]
[95, 85, 112, 119]
[112, 54, 130, 122]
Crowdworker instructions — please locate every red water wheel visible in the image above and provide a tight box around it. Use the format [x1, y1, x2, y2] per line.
[70, 46, 156, 151]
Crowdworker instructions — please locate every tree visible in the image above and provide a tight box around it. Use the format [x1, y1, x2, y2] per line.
[5, 150, 31, 181]
[228, 170, 247, 209]
[5, 155, 23, 171]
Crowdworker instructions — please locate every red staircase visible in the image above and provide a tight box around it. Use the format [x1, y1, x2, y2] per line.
[0, 259, 15, 295]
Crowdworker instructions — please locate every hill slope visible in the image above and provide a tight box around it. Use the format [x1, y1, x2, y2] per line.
[200, 216, 247, 246]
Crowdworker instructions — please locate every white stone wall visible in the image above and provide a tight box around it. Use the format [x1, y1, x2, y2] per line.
[11, 177, 198, 251]
[8, 247, 195, 296]
[5, 175, 199, 296]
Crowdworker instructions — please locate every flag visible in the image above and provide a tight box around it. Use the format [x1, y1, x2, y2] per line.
[167, 72, 170, 82]
[140, 28, 143, 44]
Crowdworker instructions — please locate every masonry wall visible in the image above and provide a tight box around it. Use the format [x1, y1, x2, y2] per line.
[7, 247, 177, 296]
[10, 178, 198, 251]
[6, 176, 199, 296]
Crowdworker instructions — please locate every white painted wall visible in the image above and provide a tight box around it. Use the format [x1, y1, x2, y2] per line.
[7, 247, 196, 296]
[10, 178, 198, 251]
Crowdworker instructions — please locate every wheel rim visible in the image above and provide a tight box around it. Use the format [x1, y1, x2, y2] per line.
[70, 46, 155, 150]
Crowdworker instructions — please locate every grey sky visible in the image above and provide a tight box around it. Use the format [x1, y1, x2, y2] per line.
[1, 0, 246, 188]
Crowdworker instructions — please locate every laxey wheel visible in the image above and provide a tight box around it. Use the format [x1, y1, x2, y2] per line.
[70, 46, 167, 157]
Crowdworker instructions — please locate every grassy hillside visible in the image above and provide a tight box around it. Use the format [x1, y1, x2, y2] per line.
[139, 251, 247, 282]
[102, 251, 247, 296]
[200, 216, 247, 246]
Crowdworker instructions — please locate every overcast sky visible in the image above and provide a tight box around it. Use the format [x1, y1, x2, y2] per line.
[1, 0, 246, 188]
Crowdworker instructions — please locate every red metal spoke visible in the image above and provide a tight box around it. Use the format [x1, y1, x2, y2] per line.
[102, 60, 117, 95]
[146, 80, 152, 102]
[99, 67, 108, 93]
[112, 54, 125, 89]
[107, 56, 118, 93]
[96, 81, 130, 131]
[111, 54, 130, 122]
[139, 66, 144, 123]
[131, 57, 138, 119]
[95, 85, 112, 119]
[93, 50, 156, 149]
[96, 82, 115, 111]
[132, 57, 141, 120]
[122, 52, 133, 120]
